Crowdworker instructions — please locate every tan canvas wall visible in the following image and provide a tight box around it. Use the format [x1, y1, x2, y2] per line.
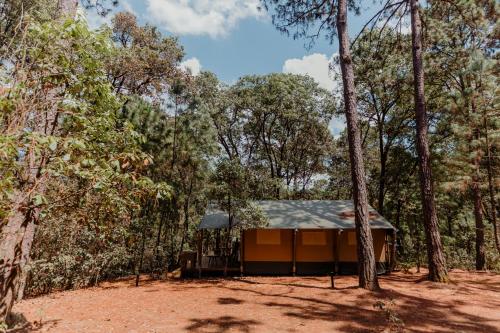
[296, 230, 334, 262]
[338, 229, 387, 262]
[244, 229, 293, 262]
[243, 228, 388, 263]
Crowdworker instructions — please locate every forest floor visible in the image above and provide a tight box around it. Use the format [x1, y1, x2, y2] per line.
[13, 269, 500, 333]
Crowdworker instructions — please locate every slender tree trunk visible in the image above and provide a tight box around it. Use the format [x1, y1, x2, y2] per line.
[224, 194, 232, 277]
[395, 198, 404, 257]
[152, 205, 168, 275]
[409, 0, 448, 282]
[416, 228, 421, 273]
[135, 221, 148, 287]
[0, 1, 79, 322]
[470, 101, 485, 269]
[377, 123, 386, 215]
[484, 117, 499, 253]
[177, 187, 192, 263]
[446, 213, 453, 237]
[171, 97, 179, 169]
[336, 0, 379, 291]
[472, 177, 486, 270]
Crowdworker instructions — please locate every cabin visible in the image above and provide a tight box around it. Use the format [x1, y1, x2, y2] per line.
[189, 200, 396, 276]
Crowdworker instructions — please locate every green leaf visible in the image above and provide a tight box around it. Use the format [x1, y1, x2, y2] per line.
[33, 194, 45, 207]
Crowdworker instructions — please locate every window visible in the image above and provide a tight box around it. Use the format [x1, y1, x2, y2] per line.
[302, 231, 327, 245]
[347, 231, 357, 246]
[256, 230, 281, 245]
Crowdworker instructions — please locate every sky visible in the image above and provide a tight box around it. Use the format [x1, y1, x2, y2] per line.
[85, 0, 385, 136]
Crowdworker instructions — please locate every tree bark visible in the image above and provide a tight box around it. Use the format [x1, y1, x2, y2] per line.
[135, 221, 148, 287]
[177, 182, 193, 263]
[484, 117, 499, 253]
[472, 176, 485, 270]
[0, 198, 33, 321]
[377, 120, 387, 215]
[409, 0, 448, 282]
[0, 1, 78, 322]
[336, 0, 379, 291]
[470, 100, 485, 270]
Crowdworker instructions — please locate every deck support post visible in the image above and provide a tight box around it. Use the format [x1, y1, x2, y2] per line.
[240, 229, 244, 276]
[292, 229, 297, 276]
[224, 227, 229, 277]
[197, 229, 203, 278]
[335, 229, 342, 275]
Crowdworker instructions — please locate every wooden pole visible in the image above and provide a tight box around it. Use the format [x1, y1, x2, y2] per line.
[335, 230, 342, 274]
[197, 229, 203, 278]
[224, 227, 228, 277]
[332, 229, 337, 274]
[240, 229, 244, 276]
[292, 229, 297, 276]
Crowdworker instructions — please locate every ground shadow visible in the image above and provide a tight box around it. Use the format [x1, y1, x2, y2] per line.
[185, 315, 261, 333]
[8, 319, 61, 333]
[218, 297, 244, 305]
[235, 277, 335, 291]
[216, 275, 500, 333]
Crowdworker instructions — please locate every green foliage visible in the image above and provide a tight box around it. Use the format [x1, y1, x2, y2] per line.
[209, 73, 336, 200]
[1, 15, 172, 295]
[1, 0, 499, 305]
[106, 11, 185, 98]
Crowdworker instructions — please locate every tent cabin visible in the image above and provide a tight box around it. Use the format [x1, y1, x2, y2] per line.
[194, 200, 396, 276]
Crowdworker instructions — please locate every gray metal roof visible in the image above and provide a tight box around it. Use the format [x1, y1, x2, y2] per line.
[198, 209, 233, 230]
[199, 200, 394, 230]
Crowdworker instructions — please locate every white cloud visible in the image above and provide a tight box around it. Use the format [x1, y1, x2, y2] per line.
[180, 57, 202, 76]
[282, 53, 339, 92]
[328, 116, 346, 138]
[283, 53, 345, 137]
[146, 0, 265, 38]
[84, 7, 112, 29]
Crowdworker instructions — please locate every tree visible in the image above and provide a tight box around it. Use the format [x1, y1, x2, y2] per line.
[352, 29, 414, 215]
[0, 2, 80, 320]
[0, 0, 178, 317]
[426, 0, 499, 267]
[205, 72, 335, 200]
[409, 0, 448, 282]
[107, 11, 185, 99]
[233, 73, 334, 199]
[262, 0, 379, 290]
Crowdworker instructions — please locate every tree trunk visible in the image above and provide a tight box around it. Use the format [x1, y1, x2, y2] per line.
[472, 177, 485, 270]
[0, 197, 35, 321]
[177, 190, 192, 263]
[336, 0, 379, 291]
[1, 142, 49, 320]
[395, 198, 404, 257]
[0, 2, 78, 321]
[409, 0, 448, 282]
[484, 117, 499, 253]
[152, 205, 167, 275]
[446, 213, 453, 237]
[470, 99, 486, 270]
[377, 123, 386, 215]
[135, 221, 148, 287]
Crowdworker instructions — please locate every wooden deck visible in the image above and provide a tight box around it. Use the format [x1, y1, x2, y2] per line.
[183, 255, 241, 277]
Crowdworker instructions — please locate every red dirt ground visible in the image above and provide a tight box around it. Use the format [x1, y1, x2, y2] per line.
[14, 269, 500, 333]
